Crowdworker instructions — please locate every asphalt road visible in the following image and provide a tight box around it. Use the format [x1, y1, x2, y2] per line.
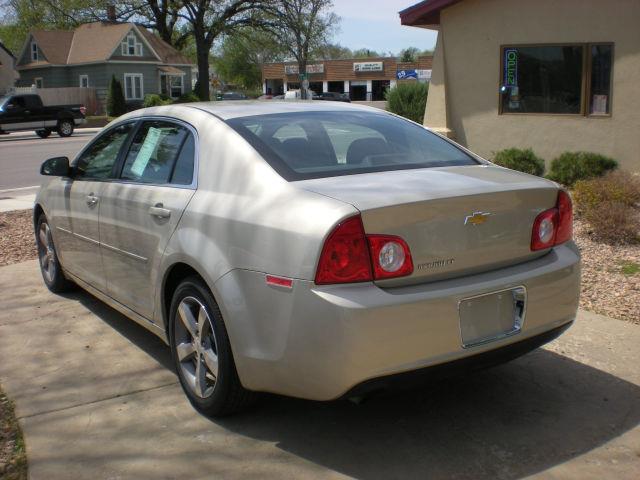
[0, 130, 96, 190]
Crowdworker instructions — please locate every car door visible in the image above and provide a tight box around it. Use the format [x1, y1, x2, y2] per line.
[0, 96, 31, 131]
[56, 122, 136, 291]
[99, 119, 197, 320]
[23, 95, 45, 130]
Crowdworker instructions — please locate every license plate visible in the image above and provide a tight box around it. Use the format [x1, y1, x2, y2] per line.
[458, 287, 526, 348]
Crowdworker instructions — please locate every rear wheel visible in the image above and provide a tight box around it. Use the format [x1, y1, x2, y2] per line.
[36, 214, 74, 293]
[57, 119, 74, 137]
[169, 277, 256, 417]
[36, 128, 51, 138]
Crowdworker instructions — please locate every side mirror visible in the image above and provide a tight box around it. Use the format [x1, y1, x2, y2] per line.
[40, 156, 70, 176]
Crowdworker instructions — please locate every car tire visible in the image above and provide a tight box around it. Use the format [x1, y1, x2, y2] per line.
[169, 276, 256, 417]
[36, 129, 51, 138]
[57, 119, 74, 137]
[36, 213, 74, 293]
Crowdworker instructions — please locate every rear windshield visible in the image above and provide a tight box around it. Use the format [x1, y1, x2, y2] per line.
[227, 111, 478, 181]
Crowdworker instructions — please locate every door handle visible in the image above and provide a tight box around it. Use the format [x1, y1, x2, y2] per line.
[86, 194, 98, 207]
[149, 204, 171, 219]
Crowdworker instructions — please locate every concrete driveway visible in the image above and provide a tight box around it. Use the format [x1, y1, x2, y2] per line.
[0, 260, 639, 479]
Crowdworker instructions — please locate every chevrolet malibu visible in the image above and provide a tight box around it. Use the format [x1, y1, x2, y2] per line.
[34, 102, 580, 416]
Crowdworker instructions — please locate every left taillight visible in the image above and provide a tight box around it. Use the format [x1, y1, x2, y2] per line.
[531, 190, 573, 251]
[315, 215, 413, 285]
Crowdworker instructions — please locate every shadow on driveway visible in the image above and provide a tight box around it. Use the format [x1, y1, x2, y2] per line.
[72, 288, 640, 479]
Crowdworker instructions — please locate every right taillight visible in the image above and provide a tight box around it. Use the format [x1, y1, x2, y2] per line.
[531, 190, 573, 251]
[315, 215, 413, 285]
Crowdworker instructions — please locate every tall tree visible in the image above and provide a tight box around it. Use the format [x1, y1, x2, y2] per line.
[399, 46, 420, 63]
[179, 0, 267, 100]
[265, 0, 338, 99]
[351, 48, 382, 58]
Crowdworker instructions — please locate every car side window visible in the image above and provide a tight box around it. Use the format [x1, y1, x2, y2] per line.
[120, 120, 194, 185]
[75, 123, 134, 180]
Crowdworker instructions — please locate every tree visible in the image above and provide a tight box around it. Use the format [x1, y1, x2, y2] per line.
[314, 42, 351, 60]
[399, 46, 420, 63]
[107, 75, 126, 117]
[351, 48, 382, 58]
[179, 0, 269, 101]
[264, 0, 338, 99]
[214, 29, 286, 89]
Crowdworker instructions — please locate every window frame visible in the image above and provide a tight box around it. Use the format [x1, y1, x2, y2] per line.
[79, 74, 89, 88]
[121, 32, 143, 57]
[30, 42, 38, 61]
[34, 77, 43, 89]
[498, 42, 614, 118]
[123, 73, 144, 100]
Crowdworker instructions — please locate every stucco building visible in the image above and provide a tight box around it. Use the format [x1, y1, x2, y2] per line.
[400, 0, 639, 172]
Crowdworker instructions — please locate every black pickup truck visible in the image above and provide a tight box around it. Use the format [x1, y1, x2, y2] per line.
[0, 93, 86, 138]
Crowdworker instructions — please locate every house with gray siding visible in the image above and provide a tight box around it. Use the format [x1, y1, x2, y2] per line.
[15, 22, 194, 110]
[0, 41, 19, 94]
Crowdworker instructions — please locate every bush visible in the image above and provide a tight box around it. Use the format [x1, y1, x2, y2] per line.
[172, 91, 201, 104]
[106, 75, 126, 117]
[492, 148, 545, 176]
[546, 151, 618, 186]
[573, 171, 640, 215]
[142, 94, 171, 108]
[583, 201, 639, 244]
[385, 82, 428, 124]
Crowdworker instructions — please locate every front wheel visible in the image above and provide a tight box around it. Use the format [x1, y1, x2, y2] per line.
[36, 128, 51, 138]
[169, 277, 256, 417]
[36, 214, 74, 293]
[57, 119, 74, 137]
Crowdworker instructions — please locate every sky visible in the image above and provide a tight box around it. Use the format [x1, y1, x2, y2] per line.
[331, 0, 438, 55]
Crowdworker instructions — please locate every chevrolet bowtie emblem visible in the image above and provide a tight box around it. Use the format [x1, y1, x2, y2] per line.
[464, 212, 491, 225]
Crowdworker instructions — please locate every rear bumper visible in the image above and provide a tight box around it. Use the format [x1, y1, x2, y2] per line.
[215, 243, 580, 401]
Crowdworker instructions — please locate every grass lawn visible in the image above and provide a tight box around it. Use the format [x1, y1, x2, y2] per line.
[0, 386, 27, 479]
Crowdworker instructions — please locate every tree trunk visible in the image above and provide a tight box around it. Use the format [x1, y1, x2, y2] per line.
[298, 58, 307, 99]
[196, 39, 211, 101]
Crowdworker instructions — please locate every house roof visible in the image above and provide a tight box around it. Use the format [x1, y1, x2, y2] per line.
[18, 22, 193, 67]
[0, 41, 15, 60]
[399, 0, 463, 27]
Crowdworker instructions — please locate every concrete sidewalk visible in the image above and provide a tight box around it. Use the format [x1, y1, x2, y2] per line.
[0, 260, 639, 479]
[0, 186, 38, 213]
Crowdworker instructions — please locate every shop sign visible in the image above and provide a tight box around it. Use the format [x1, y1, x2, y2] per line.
[396, 69, 418, 80]
[353, 61, 383, 72]
[284, 63, 324, 75]
[504, 48, 518, 87]
[417, 69, 432, 80]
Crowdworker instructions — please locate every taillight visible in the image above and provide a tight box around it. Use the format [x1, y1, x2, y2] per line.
[315, 216, 372, 284]
[367, 235, 413, 280]
[315, 215, 413, 285]
[531, 190, 573, 251]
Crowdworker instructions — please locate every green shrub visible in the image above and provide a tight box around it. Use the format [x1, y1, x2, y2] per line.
[547, 151, 618, 186]
[142, 94, 171, 108]
[573, 171, 640, 215]
[172, 91, 200, 104]
[106, 75, 126, 117]
[385, 82, 429, 124]
[492, 148, 545, 176]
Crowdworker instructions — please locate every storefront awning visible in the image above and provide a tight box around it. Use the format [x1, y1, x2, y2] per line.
[158, 66, 185, 75]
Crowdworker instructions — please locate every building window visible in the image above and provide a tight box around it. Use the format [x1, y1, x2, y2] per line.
[124, 73, 143, 100]
[31, 42, 38, 61]
[121, 33, 143, 56]
[170, 75, 183, 98]
[79, 75, 89, 88]
[34, 77, 43, 89]
[500, 43, 613, 116]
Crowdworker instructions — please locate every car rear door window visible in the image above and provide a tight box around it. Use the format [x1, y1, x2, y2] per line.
[120, 120, 194, 185]
[75, 123, 134, 179]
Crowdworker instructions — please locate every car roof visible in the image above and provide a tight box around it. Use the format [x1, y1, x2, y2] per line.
[181, 100, 381, 120]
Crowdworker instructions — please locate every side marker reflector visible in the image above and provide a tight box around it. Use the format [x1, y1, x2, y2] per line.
[266, 275, 293, 288]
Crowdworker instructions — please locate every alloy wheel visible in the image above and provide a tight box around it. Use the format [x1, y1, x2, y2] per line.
[60, 121, 72, 135]
[38, 222, 56, 283]
[174, 296, 219, 399]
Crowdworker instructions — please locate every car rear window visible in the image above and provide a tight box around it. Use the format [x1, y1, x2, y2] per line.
[226, 111, 478, 181]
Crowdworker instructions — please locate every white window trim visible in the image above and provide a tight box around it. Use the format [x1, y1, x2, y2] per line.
[31, 42, 38, 61]
[79, 74, 89, 88]
[120, 33, 143, 57]
[124, 73, 144, 100]
[34, 77, 43, 89]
